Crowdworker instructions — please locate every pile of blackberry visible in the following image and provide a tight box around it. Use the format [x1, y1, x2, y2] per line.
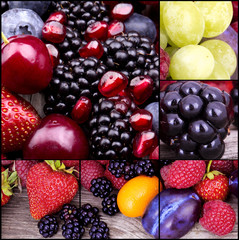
[230, 81, 238, 127]
[102, 31, 159, 102]
[90, 177, 113, 198]
[88, 96, 138, 160]
[102, 194, 119, 216]
[160, 81, 234, 160]
[108, 159, 155, 180]
[43, 57, 107, 116]
[38, 215, 59, 238]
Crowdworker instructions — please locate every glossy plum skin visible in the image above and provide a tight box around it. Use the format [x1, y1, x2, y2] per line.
[160, 188, 201, 239]
[142, 194, 159, 238]
[229, 169, 238, 198]
[23, 114, 89, 159]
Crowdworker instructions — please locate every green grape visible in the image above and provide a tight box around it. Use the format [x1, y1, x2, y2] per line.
[163, 1, 204, 47]
[195, 1, 233, 38]
[169, 45, 215, 80]
[160, 1, 167, 31]
[200, 39, 237, 76]
[165, 46, 179, 58]
[206, 61, 230, 80]
[160, 28, 168, 49]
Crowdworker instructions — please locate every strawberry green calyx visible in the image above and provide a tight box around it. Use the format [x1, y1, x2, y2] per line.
[203, 160, 224, 180]
[1, 169, 18, 198]
[44, 160, 77, 175]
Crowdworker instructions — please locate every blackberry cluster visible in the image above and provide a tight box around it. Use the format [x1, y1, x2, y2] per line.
[90, 177, 113, 198]
[102, 194, 119, 216]
[43, 57, 107, 116]
[102, 31, 159, 102]
[88, 96, 137, 160]
[62, 217, 84, 239]
[38, 215, 59, 238]
[89, 221, 110, 239]
[160, 81, 234, 159]
[108, 160, 155, 180]
[79, 203, 99, 226]
[230, 81, 238, 127]
[60, 204, 79, 221]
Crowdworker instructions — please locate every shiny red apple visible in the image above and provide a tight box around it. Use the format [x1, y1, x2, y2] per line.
[23, 114, 89, 159]
[1, 35, 53, 94]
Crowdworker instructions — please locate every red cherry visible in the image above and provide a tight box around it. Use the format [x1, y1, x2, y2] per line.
[45, 43, 59, 68]
[71, 96, 92, 124]
[107, 20, 125, 38]
[23, 114, 89, 159]
[149, 146, 159, 159]
[42, 21, 66, 43]
[46, 11, 67, 24]
[99, 71, 128, 97]
[78, 39, 104, 59]
[85, 21, 108, 41]
[1, 35, 53, 94]
[129, 75, 154, 105]
[133, 130, 158, 158]
[129, 109, 152, 131]
[111, 3, 134, 21]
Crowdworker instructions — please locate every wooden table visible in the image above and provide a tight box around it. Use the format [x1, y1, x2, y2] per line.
[1, 187, 154, 239]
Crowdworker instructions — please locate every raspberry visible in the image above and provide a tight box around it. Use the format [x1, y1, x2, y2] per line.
[199, 200, 236, 236]
[160, 160, 206, 189]
[160, 47, 170, 80]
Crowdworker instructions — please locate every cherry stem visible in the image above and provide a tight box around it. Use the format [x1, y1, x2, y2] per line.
[1, 32, 9, 44]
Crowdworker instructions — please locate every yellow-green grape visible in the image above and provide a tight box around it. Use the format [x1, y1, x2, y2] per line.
[165, 46, 179, 58]
[195, 1, 233, 38]
[200, 39, 237, 76]
[206, 61, 230, 80]
[160, 1, 167, 31]
[169, 45, 215, 80]
[163, 1, 205, 47]
[160, 28, 168, 49]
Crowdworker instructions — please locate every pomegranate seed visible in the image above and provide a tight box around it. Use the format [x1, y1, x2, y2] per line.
[115, 101, 128, 114]
[71, 96, 92, 124]
[42, 21, 66, 43]
[45, 43, 59, 68]
[149, 145, 159, 159]
[133, 130, 158, 158]
[85, 21, 108, 41]
[46, 11, 67, 24]
[111, 3, 134, 21]
[130, 109, 153, 131]
[108, 20, 125, 38]
[129, 75, 154, 105]
[99, 71, 128, 97]
[78, 39, 104, 59]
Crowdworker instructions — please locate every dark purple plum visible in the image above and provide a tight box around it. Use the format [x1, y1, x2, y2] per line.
[160, 188, 201, 239]
[142, 194, 158, 238]
[229, 169, 238, 198]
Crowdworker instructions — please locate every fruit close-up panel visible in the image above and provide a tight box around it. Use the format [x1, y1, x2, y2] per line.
[160, 160, 238, 239]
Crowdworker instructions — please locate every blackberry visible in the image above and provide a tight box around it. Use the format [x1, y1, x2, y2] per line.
[108, 160, 128, 178]
[79, 203, 99, 227]
[160, 81, 234, 160]
[89, 96, 137, 160]
[90, 177, 113, 198]
[89, 220, 109, 239]
[38, 215, 58, 238]
[102, 31, 159, 102]
[230, 83, 238, 127]
[43, 57, 107, 116]
[102, 194, 119, 216]
[62, 217, 84, 239]
[60, 204, 79, 221]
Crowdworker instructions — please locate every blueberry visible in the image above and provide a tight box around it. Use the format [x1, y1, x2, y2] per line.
[124, 13, 157, 42]
[145, 102, 159, 136]
[8, 1, 51, 17]
[1, 8, 44, 40]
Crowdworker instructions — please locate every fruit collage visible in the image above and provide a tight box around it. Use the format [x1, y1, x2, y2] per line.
[1, 1, 159, 239]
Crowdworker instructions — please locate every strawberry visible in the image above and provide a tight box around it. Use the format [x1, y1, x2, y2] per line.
[10, 160, 40, 187]
[80, 160, 104, 191]
[195, 160, 229, 201]
[199, 200, 236, 236]
[104, 164, 127, 190]
[205, 160, 234, 176]
[1, 166, 18, 206]
[1, 87, 41, 153]
[26, 160, 78, 220]
[160, 160, 206, 189]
